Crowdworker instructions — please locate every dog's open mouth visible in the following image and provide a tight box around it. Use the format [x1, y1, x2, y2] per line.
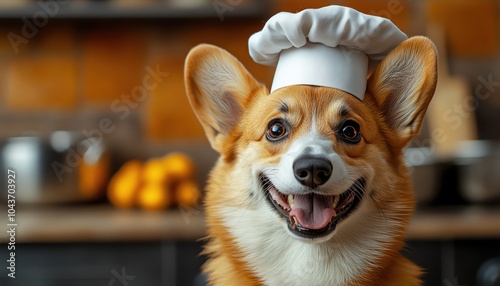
[261, 175, 366, 239]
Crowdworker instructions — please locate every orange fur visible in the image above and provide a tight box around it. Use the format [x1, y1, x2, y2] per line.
[185, 36, 437, 286]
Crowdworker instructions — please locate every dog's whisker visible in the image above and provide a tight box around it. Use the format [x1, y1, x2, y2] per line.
[368, 189, 388, 222]
[236, 194, 258, 224]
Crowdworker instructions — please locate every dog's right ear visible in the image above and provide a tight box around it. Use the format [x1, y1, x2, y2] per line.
[185, 44, 264, 152]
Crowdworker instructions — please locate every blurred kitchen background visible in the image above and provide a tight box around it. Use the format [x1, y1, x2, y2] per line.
[0, 0, 499, 285]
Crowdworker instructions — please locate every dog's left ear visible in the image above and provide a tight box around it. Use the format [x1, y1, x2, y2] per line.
[185, 44, 264, 152]
[367, 36, 438, 147]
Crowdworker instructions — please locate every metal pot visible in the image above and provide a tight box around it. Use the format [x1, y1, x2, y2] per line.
[0, 131, 110, 204]
[404, 147, 441, 204]
[454, 140, 500, 203]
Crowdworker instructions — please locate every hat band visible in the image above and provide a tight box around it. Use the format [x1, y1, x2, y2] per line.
[271, 43, 368, 100]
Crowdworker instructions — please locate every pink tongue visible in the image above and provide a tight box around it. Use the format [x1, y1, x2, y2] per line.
[289, 194, 337, 230]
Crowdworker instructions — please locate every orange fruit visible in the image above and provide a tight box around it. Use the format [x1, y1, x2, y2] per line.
[137, 182, 172, 211]
[162, 152, 196, 182]
[107, 160, 142, 208]
[175, 181, 200, 207]
[143, 158, 169, 183]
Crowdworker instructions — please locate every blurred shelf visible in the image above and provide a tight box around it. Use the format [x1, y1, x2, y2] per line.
[0, 204, 206, 243]
[408, 205, 500, 240]
[0, 1, 270, 20]
[1, 204, 499, 243]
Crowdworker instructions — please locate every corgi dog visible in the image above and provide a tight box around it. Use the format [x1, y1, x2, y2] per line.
[184, 36, 437, 286]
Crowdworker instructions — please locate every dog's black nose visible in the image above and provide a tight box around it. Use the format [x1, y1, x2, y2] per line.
[293, 155, 332, 188]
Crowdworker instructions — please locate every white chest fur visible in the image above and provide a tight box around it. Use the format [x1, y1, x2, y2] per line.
[220, 203, 398, 286]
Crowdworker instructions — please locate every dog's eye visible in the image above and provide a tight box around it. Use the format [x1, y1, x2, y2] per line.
[339, 120, 361, 143]
[266, 120, 288, 141]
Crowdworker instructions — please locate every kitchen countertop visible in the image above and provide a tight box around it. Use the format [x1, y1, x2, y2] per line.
[0, 205, 206, 243]
[1, 205, 500, 243]
[408, 205, 500, 240]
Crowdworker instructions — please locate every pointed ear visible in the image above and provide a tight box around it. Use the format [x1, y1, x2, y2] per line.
[184, 44, 264, 152]
[367, 36, 438, 147]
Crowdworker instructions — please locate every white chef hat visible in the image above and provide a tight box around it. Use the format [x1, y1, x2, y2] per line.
[248, 5, 407, 100]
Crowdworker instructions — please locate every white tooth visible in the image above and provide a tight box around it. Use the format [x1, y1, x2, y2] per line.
[288, 195, 294, 209]
[332, 195, 339, 208]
